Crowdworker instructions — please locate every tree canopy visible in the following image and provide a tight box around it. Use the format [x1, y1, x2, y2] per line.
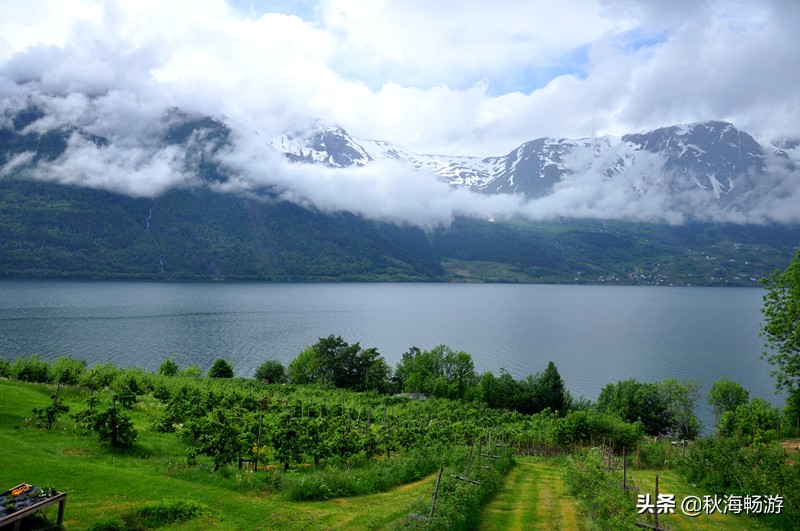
[394, 345, 477, 400]
[208, 358, 234, 378]
[708, 376, 750, 421]
[254, 359, 287, 383]
[288, 336, 390, 392]
[761, 249, 800, 394]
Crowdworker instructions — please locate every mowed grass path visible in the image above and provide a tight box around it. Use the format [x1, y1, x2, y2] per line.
[477, 458, 586, 530]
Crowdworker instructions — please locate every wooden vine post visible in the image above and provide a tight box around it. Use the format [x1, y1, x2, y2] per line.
[430, 466, 444, 518]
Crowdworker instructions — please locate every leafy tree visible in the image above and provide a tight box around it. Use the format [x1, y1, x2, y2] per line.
[158, 358, 180, 377]
[10, 354, 53, 383]
[328, 422, 360, 469]
[761, 250, 800, 395]
[53, 356, 87, 385]
[441, 348, 478, 399]
[362, 355, 391, 393]
[31, 384, 69, 429]
[254, 359, 287, 383]
[187, 408, 245, 471]
[288, 348, 319, 384]
[288, 336, 391, 391]
[392, 346, 421, 391]
[531, 361, 569, 414]
[394, 345, 476, 399]
[71, 389, 100, 432]
[660, 378, 701, 439]
[270, 412, 307, 470]
[596, 379, 671, 435]
[112, 370, 147, 408]
[81, 362, 119, 389]
[718, 398, 779, 446]
[708, 377, 750, 421]
[92, 398, 138, 448]
[181, 365, 203, 378]
[208, 358, 234, 378]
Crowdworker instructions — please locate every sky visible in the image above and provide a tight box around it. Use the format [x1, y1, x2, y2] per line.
[1, 0, 800, 226]
[3, 0, 798, 156]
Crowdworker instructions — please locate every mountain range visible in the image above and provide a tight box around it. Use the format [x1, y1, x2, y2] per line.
[269, 118, 800, 208]
[0, 102, 798, 284]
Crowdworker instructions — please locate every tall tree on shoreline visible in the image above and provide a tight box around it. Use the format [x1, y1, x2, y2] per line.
[761, 250, 800, 397]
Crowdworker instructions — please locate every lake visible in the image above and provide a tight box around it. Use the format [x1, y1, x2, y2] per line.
[0, 280, 782, 427]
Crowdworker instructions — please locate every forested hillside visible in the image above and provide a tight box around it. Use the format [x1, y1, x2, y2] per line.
[2, 177, 798, 284]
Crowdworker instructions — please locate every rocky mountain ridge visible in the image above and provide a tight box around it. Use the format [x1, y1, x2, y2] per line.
[269, 119, 799, 204]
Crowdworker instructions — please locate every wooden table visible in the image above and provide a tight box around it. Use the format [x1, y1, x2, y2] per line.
[0, 484, 66, 530]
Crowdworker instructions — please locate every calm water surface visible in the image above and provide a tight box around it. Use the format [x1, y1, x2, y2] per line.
[0, 281, 781, 425]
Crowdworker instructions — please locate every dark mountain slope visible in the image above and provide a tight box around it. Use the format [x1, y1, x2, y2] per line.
[0, 178, 444, 281]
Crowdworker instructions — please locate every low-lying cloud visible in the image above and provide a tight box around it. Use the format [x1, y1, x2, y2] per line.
[4, 89, 800, 228]
[2, 0, 800, 228]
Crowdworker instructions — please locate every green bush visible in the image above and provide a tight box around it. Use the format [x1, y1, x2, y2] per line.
[634, 442, 672, 469]
[31, 386, 70, 429]
[254, 359, 287, 383]
[717, 398, 779, 446]
[88, 499, 210, 530]
[81, 362, 120, 389]
[0, 357, 10, 377]
[678, 438, 800, 527]
[157, 358, 180, 377]
[53, 356, 87, 385]
[92, 401, 138, 448]
[562, 448, 639, 529]
[282, 444, 456, 501]
[10, 354, 53, 383]
[127, 498, 210, 527]
[181, 365, 203, 378]
[553, 409, 643, 449]
[208, 358, 234, 378]
[426, 449, 514, 529]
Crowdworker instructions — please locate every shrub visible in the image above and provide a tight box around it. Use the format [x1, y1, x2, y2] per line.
[181, 365, 203, 378]
[282, 444, 456, 501]
[158, 358, 179, 377]
[426, 448, 514, 529]
[254, 359, 287, 383]
[562, 448, 639, 529]
[88, 499, 210, 530]
[126, 498, 210, 527]
[92, 400, 138, 448]
[53, 356, 87, 385]
[81, 362, 120, 389]
[208, 358, 234, 378]
[10, 354, 53, 383]
[717, 398, 779, 446]
[31, 386, 70, 430]
[678, 438, 800, 527]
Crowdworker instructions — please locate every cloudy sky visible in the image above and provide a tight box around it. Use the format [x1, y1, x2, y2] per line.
[2, 0, 798, 156]
[2, 0, 799, 226]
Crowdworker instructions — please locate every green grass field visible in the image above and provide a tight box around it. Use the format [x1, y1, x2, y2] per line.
[1, 379, 789, 530]
[0, 379, 438, 529]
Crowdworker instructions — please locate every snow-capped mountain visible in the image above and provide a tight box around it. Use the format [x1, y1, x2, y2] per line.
[2, 97, 797, 225]
[269, 120, 778, 202]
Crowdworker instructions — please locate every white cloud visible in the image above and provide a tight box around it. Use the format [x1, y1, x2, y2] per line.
[33, 131, 190, 197]
[2, 0, 798, 154]
[1, 0, 800, 226]
[319, 0, 616, 88]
